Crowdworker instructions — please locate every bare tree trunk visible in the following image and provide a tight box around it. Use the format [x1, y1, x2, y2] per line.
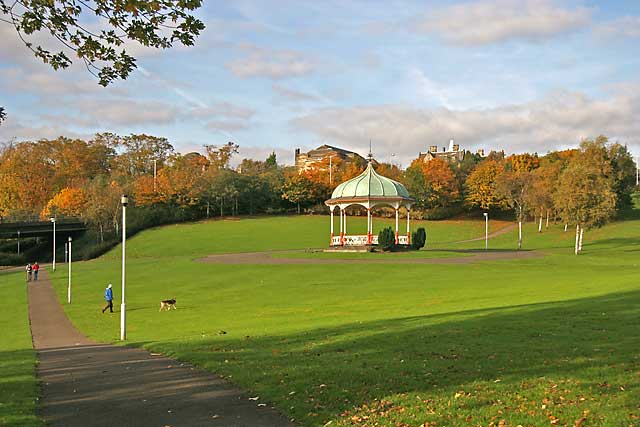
[579, 228, 584, 252]
[538, 215, 543, 233]
[220, 197, 224, 217]
[518, 220, 522, 250]
[297, 202, 301, 215]
[574, 224, 580, 255]
[564, 223, 568, 232]
[545, 209, 549, 229]
[99, 223, 104, 243]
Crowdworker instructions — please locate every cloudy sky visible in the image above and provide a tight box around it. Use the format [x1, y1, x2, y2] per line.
[1, 0, 639, 166]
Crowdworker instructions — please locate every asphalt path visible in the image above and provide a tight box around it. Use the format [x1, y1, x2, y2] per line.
[28, 270, 294, 427]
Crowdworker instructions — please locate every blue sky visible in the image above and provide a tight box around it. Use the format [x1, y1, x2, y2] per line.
[1, 0, 639, 166]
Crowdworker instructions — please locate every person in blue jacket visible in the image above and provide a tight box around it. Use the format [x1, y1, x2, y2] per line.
[102, 284, 113, 313]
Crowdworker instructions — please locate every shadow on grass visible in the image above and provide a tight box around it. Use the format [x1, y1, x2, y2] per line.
[0, 349, 42, 427]
[157, 291, 640, 426]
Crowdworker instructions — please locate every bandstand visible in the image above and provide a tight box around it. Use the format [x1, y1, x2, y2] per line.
[325, 162, 414, 247]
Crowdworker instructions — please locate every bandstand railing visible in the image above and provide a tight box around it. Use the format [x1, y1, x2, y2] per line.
[330, 234, 410, 246]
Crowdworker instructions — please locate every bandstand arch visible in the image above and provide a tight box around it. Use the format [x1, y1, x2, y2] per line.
[325, 162, 414, 247]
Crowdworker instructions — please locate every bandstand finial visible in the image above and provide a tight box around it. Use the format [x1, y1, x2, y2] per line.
[367, 139, 373, 163]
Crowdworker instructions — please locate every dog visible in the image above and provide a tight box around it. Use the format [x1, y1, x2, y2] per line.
[159, 298, 177, 311]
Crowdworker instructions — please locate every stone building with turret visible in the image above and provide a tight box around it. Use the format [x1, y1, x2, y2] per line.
[417, 139, 484, 163]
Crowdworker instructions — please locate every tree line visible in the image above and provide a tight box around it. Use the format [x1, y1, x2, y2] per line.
[0, 134, 635, 254]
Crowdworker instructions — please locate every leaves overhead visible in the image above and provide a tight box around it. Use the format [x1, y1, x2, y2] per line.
[0, 0, 205, 86]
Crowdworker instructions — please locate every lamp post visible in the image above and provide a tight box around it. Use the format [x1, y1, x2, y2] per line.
[50, 217, 56, 272]
[67, 236, 72, 304]
[120, 195, 128, 341]
[483, 212, 489, 250]
[17, 231, 20, 255]
[153, 159, 157, 192]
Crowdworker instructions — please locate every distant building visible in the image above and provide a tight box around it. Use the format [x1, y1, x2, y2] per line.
[418, 139, 484, 163]
[295, 145, 366, 172]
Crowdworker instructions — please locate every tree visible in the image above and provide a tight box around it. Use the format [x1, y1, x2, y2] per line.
[265, 152, 277, 169]
[0, 106, 5, 124]
[554, 140, 617, 255]
[527, 159, 561, 232]
[84, 177, 121, 243]
[465, 159, 506, 211]
[113, 134, 175, 178]
[281, 174, 314, 214]
[496, 169, 532, 249]
[0, 0, 204, 86]
[204, 142, 239, 170]
[41, 187, 88, 219]
[419, 158, 460, 208]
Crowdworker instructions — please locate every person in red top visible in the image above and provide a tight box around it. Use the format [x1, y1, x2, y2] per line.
[32, 262, 39, 281]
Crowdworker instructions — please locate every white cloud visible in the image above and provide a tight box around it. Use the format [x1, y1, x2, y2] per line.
[412, 0, 591, 45]
[272, 84, 323, 103]
[594, 16, 640, 39]
[291, 85, 640, 165]
[226, 44, 318, 79]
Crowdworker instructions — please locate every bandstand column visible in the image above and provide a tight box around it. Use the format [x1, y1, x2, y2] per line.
[340, 209, 344, 245]
[367, 208, 372, 244]
[330, 207, 334, 245]
[395, 208, 399, 244]
[406, 208, 411, 244]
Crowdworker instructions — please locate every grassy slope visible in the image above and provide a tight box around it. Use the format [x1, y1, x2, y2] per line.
[0, 272, 42, 427]
[49, 214, 640, 427]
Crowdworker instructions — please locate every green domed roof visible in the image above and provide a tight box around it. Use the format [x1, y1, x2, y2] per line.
[330, 162, 411, 200]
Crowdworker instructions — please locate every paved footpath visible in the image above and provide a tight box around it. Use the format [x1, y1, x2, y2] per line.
[28, 270, 294, 427]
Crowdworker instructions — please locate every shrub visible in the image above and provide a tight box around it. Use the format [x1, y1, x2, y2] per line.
[412, 227, 427, 249]
[0, 252, 26, 266]
[378, 227, 395, 250]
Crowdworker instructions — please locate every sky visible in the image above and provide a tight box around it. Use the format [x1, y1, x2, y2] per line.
[1, 0, 639, 167]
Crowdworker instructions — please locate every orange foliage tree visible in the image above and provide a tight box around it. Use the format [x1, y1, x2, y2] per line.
[418, 158, 460, 208]
[41, 188, 88, 219]
[465, 159, 507, 211]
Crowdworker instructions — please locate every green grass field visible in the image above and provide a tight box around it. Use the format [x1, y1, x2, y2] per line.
[0, 272, 42, 427]
[41, 213, 640, 427]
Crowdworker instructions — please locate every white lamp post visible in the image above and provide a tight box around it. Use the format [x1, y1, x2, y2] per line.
[17, 230, 20, 255]
[67, 236, 72, 304]
[50, 217, 56, 272]
[120, 195, 128, 341]
[483, 212, 489, 250]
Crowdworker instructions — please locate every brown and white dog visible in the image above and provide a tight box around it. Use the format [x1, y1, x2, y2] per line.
[159, 298, 177, 311]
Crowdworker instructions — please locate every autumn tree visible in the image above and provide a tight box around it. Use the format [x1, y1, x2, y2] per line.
[465, 159, 506, 211]
[112, 134, 175, 179]
[554, 139, 617, 254]
[84, 178, 123, 243]
[41, 187, 88, 219]
[0, 0, 204, 86]
[282, 173, 315, 214]
[527, 159, 561, 231]
[496, 169, 532, 249]
[419, 158, 460, 208]
[204, 142, 239, 170]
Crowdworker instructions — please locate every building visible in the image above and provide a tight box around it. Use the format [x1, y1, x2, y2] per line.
[295, 145, 366, 172]
[417, 139, 485, 163]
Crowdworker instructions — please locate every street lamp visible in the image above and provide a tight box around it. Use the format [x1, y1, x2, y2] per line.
[120, 195, 128, 341]
[17, 230, 20, 255]
[67, 236, 72, 304]
[483, 212, 489, 250]
[50, 217, 56, 272]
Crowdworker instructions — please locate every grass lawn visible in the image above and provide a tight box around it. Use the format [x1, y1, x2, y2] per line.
[0, 272, 42, 427]
[48, 213, 640, 426]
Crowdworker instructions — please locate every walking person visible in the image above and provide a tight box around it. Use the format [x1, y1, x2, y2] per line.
[102, 284, 113, 313]
[32, 262, 40, 281]
[26, 263, 32, 282]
